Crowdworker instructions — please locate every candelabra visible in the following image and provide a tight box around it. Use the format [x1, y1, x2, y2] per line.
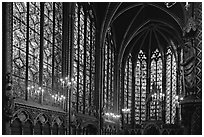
[59, 76, 76, 110]
[59, 76, 76, 88]
[151, 92, 165, 102]
[103, 112, 121, 123]
[59, 76, 76, 135]
[121, 108, 131, 130]
[26, 75, 76, 109]
[121, 108, 131, 114]
[27, 85, 45, 103]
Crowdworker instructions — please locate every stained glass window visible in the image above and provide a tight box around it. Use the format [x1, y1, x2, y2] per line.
[166, 48, 177, 124]
[150, 49, 163, 120]
[73, 3, 96, 114]
[53, 2, 63, 107]
[124, 56, 132, 124]
[12, 2, 27, 99]
[43, 2, 53, 105]
[103, 28, 115, 113]
[121, 47, 178, 125]
[12, 2, 63, 108]
[135, 50, 147, 124]
[73, 3, 79, 111]
[78, 5, 85, 113]
[28, 2, 41, 102]
[91, 20, 96, 110]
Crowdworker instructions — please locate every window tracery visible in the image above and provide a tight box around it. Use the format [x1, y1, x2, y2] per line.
[135, 50, 147, 124]
[73, 3, 96, 114]
[103, 28, 115, 112]
[123, 48, 178, 124]
[12, 3, 96, 112]
[124, 56, 132, 124]
[166, 48, 177, 124]
[150, 49, 163, 120]
[12, 2, 64, 107]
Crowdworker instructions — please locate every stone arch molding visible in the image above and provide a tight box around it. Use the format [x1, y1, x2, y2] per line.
[12, 109, 34, 125]
[34, 113, 49, 125]
[81, 120, 97, 129]
[143, 123, 161, 135]
[52, 116, 64, 127]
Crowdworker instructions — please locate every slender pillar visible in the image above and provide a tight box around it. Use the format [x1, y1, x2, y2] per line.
[2, 2, 14, 135]
[94, 22, 102, 134]
[62, 2, 70, 134]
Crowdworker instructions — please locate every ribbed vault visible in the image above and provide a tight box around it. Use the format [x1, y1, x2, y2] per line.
[93, 2, 186, 65]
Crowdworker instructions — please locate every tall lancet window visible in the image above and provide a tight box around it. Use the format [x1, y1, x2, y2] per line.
[103, 28, 114, 112]
[12, 2, 63, 108]
[73, 3, 96, 114]
[166, 48, 177, 124]
[53, 2, 63, 106]
[135, 50, 147, 124]
[150, 49, 163, 120]
[124, 56, 132, 124]
[42, 2, 53, 105]
[12, 2, 29, 99]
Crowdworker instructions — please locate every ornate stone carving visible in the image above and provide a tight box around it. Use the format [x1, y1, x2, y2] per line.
[55, 117, 62, 125]
[38, 115, 46, 124]
[183, 17, 197, 38]
[164, 2, 176, 8]
[194, 2, 202, 98]
[17, 112, 27, 122]
[3, 73, 15, 119]
[182, 2, 197, 38]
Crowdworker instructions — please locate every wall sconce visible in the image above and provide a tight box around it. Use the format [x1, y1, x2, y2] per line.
[122, 108, 131, 114]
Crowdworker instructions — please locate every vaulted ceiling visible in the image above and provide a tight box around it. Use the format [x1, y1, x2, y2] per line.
[92, 2, 187, 64]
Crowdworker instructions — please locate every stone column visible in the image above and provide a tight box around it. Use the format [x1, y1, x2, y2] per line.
[2, 2, 15, 135]
[94, 20, 102, 134]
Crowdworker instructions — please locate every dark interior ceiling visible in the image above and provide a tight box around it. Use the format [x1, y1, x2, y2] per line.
[92, 2, 186, 63]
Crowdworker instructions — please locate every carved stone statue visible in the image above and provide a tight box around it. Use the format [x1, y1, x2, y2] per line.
[180, 41, 196, 96]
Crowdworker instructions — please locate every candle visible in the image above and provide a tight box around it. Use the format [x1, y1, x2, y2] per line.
[54, 95, 57, 103]
[27, 86, 30, 98]
[52, 95, 55, 103]
[62, 80, 65, 88]
[63, 96, 65, 109]
[41, 88, 44, 101]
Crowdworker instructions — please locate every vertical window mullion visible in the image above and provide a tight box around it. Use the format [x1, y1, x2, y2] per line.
[76, 4, 80, 113]
[139, 60, 142, 123]
[52, 2, 55, 93]
[103, 43, 105, 109]
[83, 9, 87, 114]
[106, 37, 110, 110]
[89, 19, 93, 111]
[170, 54, 173, 123]
[25, 2, 29, 101]
[155, 58, 157, 120]
[111, 49, 113, 109]
[127, 58, 129, 124]
[39, 2, 44, 104]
